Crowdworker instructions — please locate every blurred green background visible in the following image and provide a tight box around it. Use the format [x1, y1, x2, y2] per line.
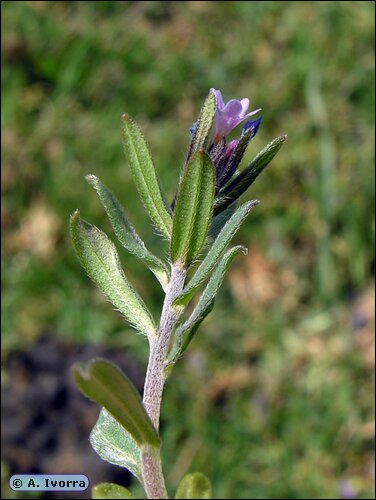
[2, 1, 375, 499]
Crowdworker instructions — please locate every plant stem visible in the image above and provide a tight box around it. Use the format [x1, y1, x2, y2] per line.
[142, 265, 186, 499]
[141, 445, 168, 500]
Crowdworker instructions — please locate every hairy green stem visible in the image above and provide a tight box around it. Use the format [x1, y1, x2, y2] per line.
[142, 265, 186, 499]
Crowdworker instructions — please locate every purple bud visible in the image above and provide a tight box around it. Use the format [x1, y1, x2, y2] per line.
[242, 116, 263, 138]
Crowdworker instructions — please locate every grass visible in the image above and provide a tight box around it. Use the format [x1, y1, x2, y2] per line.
[2, 1, 375, 499]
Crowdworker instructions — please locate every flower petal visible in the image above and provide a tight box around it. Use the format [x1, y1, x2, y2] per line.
[244, 108, 262, 120]
[212, 90, 261, 141]
[225, 140, 239, 158]
[222, 99, 244, 116]
[240, 98, 250, 115]
[212, 88, 225, 110]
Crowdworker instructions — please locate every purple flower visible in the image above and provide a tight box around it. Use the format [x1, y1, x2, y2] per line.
[212, 89, 261, 142]
[186, 89, 263, 195]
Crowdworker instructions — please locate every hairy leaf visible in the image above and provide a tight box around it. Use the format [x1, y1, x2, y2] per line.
[121, 114, 172, 238]
[214, 135, 287, 215]
[170, 246, 247, 362]
[86, 175, 169, 289]
[74, 360, 159, 447]
[70, 211, 157, 337]
[207, 202, 237, 242]
[187, 89, 217, 161]
[167, 301, 215, 367]
[175, 472, 212, 499]
[92, 482, 135, 499]
[171, 152, 215, 267]
[174, 201, 258, 307]
[90, 409, 142, 483]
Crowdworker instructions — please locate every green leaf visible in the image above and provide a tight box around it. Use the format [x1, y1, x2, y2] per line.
[169, 246, 246, 363]
[121, 114, 172, 239]
[174, 201, 258, 307]
[171, 152, 215, 267]
[92, 482, 135, 499]
[86, 175, 169, 290]
[214, 135, 287, 215]
[167, 300, 215, 367]
[175, 472, 212, 499]
[70, 210, 157, 337]
[90, 409, 142, 482]
[190, 245, 247, 318]
[207, 202, 238, 242]
[171, 90, 217, 211]
[73, 359, 160, 447]
[187, 89, 217, 160]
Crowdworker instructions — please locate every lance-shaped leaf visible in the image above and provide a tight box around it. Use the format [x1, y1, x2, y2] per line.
[92, 482, 135, 499]
[121, 114, 172, 239]
[171, 90, 217, 211]
[171, 151, 215, 267]
[70, 211, 157, 337]
[175, 472, 212, 499]
[187, 89, 217, 161]
[207, 202, 237, 242]
[168, 246, 247, 364]
[167, 300, 215, 367]
[174, 201, 258, 308]
[74, 359, 160, 447]
[90, 409, 142, 483]
[86, 175, 169, 290]
[214, 135, 287, 215]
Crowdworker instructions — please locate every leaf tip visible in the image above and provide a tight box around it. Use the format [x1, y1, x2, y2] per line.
[73, 358, 107, 384]
[196, 149, 211, 162]
[72, 361, 89, 385]
[175, 472, 212, 499]
[121, 113, 131, 122]
[240, 246, 248, 256]
[208, 87, 217, 103]
[85, 174, 99, 187]
[92, 482, 135, 499]
[246, 199, 261, 209]
[70, 209, 81, 223]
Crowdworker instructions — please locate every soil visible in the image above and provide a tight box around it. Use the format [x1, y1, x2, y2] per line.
[1, 335, 145, 498]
